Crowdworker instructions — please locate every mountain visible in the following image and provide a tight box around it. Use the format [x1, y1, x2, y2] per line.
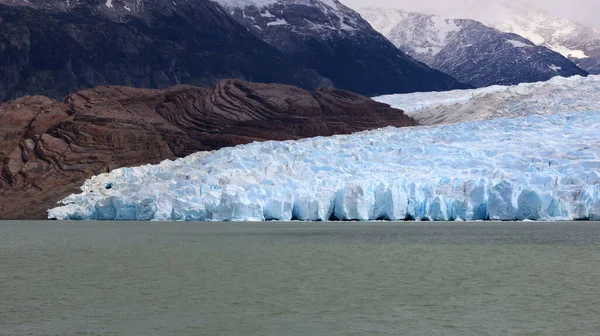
[359, 8, 587, 88]
[0, 79, 415, 219]
[211, 0, 470, 96]
[0, 0, 332, 101]
[450, 1, 600, 74]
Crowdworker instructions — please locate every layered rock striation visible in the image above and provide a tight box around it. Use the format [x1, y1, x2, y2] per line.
[0, 79, 414, 219]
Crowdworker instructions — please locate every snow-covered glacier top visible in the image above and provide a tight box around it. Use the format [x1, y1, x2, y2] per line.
[50, 110, 600, 222]
[374, 75, 600, 125]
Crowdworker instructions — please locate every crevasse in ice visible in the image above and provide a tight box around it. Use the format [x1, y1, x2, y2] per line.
[49, 110, 600, 221]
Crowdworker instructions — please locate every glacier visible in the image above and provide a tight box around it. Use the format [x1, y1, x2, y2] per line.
[49, 110, 600, 221]
[374, 75, 600, 125]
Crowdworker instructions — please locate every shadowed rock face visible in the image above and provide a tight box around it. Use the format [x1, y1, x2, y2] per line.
[0, 79, 415, 219]
[0, 0, 470, 101]
[219, 0, 472, 96]
[0, 0, 331, 102]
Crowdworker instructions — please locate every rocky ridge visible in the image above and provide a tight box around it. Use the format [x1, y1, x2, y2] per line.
[0, 79, 415, 219]
[0, 0, 330, 101]
[213, 0, 471, 95]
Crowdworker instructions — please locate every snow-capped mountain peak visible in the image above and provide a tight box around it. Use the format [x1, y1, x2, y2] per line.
[450, 1, 600, 73]
[360, 8, 462, 60]
[359, 7, 587, 87]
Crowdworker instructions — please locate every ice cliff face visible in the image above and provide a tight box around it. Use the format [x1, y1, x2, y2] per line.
[50, 109, 600, 222]
[451, 1, 600, 74]
[358, 8, 587, 87]
[374, 75, 600, 125]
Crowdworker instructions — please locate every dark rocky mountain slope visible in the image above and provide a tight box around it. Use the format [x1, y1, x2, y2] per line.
[0, 0, 470, 101]
[0, 79, 415, 219]
[196, 0, 471, 95]
[0, 0, 330, 101]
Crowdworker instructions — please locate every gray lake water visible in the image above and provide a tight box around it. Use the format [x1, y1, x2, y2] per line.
[1, 221, 600, 336]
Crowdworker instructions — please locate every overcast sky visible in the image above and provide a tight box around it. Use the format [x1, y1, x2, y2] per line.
[341, 0, 600, 28]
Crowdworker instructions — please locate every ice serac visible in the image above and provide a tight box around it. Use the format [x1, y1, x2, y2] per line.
[374, 75, 600, 125]
[359, 8, 587, 87]
[0, 79, 414, 219]
[211, 0, 470, 96]
[50, 110, 600, 222]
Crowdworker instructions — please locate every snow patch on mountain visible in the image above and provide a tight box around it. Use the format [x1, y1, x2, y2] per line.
[49, 110, 600, 222]
[267, 18, 288, 25]
[548, 44, 588, 60]
[374, 75, 600, 125]
[549, 65, 561, 72]
[260, 9, 275, 17]
[215, 0, 277, 8]
[505, 39, 529, 47]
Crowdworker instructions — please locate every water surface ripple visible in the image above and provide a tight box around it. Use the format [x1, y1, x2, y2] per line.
[1, 221, 600, 335]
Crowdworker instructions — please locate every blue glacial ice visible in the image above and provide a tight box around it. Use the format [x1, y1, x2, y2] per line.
[374, 75, 600, 125]
[49, 110, 600, 221]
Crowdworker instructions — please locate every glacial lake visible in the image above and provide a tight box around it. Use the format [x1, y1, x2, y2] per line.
[2, 221, 600, 335]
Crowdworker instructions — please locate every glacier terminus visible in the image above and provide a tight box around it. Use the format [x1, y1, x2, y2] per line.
[49, 99, 600, 221]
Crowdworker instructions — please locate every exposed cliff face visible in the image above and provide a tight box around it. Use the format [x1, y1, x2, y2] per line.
[0, 0, 330, 102]
[359, 8, 588, 87]
[0, 79, 415, 219]
[212, 0, 471, 96]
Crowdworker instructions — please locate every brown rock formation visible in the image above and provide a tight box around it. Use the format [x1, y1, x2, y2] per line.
[0, 79, 415, 219]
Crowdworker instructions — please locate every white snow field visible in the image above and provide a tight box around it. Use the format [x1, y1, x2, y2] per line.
[49, 110, 600, 222]
[374, 75, 600, 125]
